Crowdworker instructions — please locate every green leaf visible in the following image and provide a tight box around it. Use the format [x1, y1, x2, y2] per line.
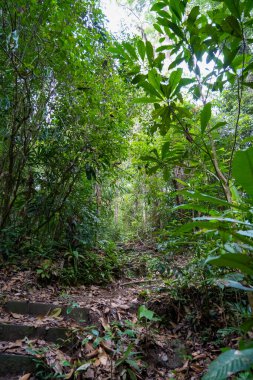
[133, 97, 160, 104]
[141, 81, 163, 99]
[137, 40, 146, 61]
[161, 141, 170, 159]
[203, 349, 253, 380]
[217, 279, 253, 292]
[232, 147, 253, 198]
[206, 254, 253, 276]
[169, 68, 183, 94]
[127, 368, 137, 380]
[209, 121, 227, 133]
[243, 82, 253, 89]
[151, 2, 166, 12]
[157, 18, 185, 40]
[148, 69, 162, 92]
[126, 359, 140, 371]
[223, 0, 241, 20]
[156, 45, 173, 53]
[200, 102, 212, 133]
[237, 230, 253, 238]
[181, 190, 230, 207]
[154, 23, 163, 34]
[187, 6, 200, 24]
[221, 16, 242, 38]
[193, 217, 253, 227]
[146, 41, 154, 66]
[138, 305, 154, 321]
[168, 55, 184, 69]
[179, 220, 219, 233]
[123, 42, 138, 60]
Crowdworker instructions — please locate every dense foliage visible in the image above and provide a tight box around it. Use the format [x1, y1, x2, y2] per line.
[0, 0, 133, 268]
[1, 0, 253, 377]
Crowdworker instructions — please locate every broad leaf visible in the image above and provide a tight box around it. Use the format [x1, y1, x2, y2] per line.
[146, 41, 154, 66]
[203, 349, 253, 380]
[137, 40, 146, 61]
[200, 102, 212, 133]
[169, 68, 183, 94]
[133, 97, 160, 104]
[223, 0, 241, 20]
[138, 305, 154, 321]
[217, 279, 253, 292]
[206, 254, 253, 276]
[232, 147, 253, 198]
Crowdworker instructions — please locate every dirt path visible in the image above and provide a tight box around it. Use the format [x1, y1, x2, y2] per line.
[0, 244, 232, 379]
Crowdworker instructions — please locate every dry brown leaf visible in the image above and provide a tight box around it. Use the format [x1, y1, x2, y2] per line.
[99, 317, 109, 329]
[118, 305, 130, 310]
[101, 341, 114, 355]
[192, 353, 207, 360]
[84, 368, 95, 378]
[86, 349, 99, 359]
[94, 358, 101, 367]
[65, 368, 74, 379]
[190, 364, 204, 373]
[11, 312, 22, 319]
[18, 374, 31, 380]
[98, 352, 108, 366]
[175, 360, 189, 372]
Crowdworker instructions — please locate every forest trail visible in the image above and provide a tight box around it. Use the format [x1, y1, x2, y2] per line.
[0, 245, 230, 379]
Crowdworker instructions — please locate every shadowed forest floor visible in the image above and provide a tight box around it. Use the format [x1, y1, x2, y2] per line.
[0, 244, 242, 379]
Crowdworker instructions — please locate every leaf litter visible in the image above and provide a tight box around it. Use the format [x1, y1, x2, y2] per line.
[0, 245, 243, 379]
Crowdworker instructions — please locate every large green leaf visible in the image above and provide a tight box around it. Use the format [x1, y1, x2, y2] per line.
[200, 102, 212, 133]
[146, 41, 154, 66]
[206, 254, 253, 276]
[217, 279, 253, 292]
[148, 69, 162, 92]
[181, 190, 249, 211]
[150, 2, 167, 13]
[232, 147, 253, 198]
[133, 97, 160, 104]
[123, 42, 138, 60]
[194, 217, 253, 227]
[137, 40, 146, 61]
[223, 0, 241, 20]
[138, 305, 154, 321]
[203, 349, 253, 380]
[169, 68, 183, 94]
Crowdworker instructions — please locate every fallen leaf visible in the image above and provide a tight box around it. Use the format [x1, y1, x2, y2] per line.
[99, 317, 109, 329]
[98, 347, 108, 365]
[86, 349, 99, 359]
[11, 312, 22, 319]
[175, 360, 189, 372]
[49, 307, 62, 317]
[76, 362, 91, 371]
[118, 305, 130, 310]
[84, 368, 95, 378]
[19, 374, 31, 380]
[65, 369, 74, 379]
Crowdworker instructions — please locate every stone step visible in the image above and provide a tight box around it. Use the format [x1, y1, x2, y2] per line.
[0, 353, 36, 375]
[0, 323, 68, 343]
[5, 300, 89, 322]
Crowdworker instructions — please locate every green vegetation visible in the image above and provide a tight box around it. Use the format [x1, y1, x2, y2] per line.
[1, 0, 253, 378]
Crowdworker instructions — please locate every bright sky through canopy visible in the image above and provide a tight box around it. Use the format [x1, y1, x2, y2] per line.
[101, 0, 129, 34]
